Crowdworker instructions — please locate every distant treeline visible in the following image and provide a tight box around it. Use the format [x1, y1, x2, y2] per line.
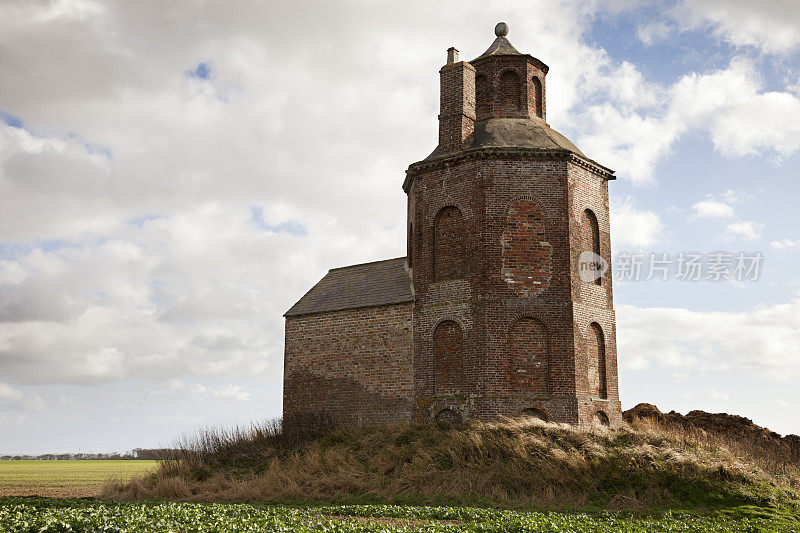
[0, 448, 176, 460]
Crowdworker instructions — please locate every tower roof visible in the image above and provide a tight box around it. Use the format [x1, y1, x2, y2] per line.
[414, 22, 613, 181]
[471, 118, 585, 155]
[474, 22, 522, 59]
[424, 118, 586, 161]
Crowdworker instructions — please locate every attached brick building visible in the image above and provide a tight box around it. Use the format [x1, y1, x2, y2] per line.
[284, 23, 622, 427]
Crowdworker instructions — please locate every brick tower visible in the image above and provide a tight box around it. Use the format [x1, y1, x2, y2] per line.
[404, 23, 621, 426]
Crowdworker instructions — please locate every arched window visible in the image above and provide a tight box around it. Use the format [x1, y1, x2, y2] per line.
[587, 323, 607, 399]
[499, 70, 521, 114]
[521, 408, 548, 422]
[434, 320, 463, 396]
[408, 223, 413, 267]
[508, 317, 548, 395]
[501, 199, 551, 295]
[434, 206, 465, 281]
[532, 76, 543, 118]
[581, 209, 602, 285]
[435, 408, 460, 424]
[475, 74, 490, 118]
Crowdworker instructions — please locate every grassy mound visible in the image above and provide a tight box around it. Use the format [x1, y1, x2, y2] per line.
[104, 413, 800, 512]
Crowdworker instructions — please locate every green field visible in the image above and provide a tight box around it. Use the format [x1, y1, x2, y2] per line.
[0, 499, 797, 532]
[0, 460, 158, 497]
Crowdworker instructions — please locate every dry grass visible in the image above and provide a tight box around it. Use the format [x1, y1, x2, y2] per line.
[103, 416, 800, 510]
[627, 416, 800, 482]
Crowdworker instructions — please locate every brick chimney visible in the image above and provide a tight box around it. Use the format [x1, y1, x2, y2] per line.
[438, 47, 476, 155]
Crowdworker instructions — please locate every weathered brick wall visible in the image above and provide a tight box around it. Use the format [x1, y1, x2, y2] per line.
[476, 74, 490, 117]
[579, 209, 601, 286]
[283, 303, 414, 426]
[471, 55, 547, 122]
[586, 323, 607, 399]
[508, 317, 548, 395]
[408, 158, 481, 421]
[408, 155, 583, 423]
[482, 157, 578, 422]
[438, 61, 476, 154]
[434, 206, 466, 281]
[405, 42, 620, 426]
[499, 70, 521, 115]
[434, 320, 464, 396]
[501, 198, 552, 296]
[408, 153, 620, 427]
[568, 161, 621, 426]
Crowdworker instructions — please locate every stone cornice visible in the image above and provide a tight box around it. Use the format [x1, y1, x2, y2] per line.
[403, 147, 615, 192]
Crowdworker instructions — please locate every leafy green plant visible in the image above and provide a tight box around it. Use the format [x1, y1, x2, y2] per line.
[1, 498, 798, 532]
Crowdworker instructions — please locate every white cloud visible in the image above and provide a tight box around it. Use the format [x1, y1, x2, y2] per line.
[0, 0, 672, 391]
[710, 92, 800, 157]
[0, 203, 368, 385]
[576, 57, 800, 183]
[600, 3, 800, 186]
[702, 390, 730, 401]
[190, 384, 251, 403]
[771, 239, 800, 250]
[611, 196, 664, 249]
[682, 390, 730, 401]
[0, 383, 24, 401]
[578, 104, 672, 184]
[674, 0, 800, 54]
[663, 57, 800, 161]
[692, 199, 734, 219]
[0, 0, 797, 450]
[605, 61, 662, 108]
[726, 220, 763, 241]
[721, 190, 752, 205]
[617, 298, 800, 381]
[0, 383, 45, 410]
[636, 21, 674, 46]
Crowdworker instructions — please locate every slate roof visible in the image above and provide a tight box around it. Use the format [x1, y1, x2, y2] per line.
[425, 118, 588, 161]
[284, 257, 413, 317]
[474, 35, 521, 59]
[470, 118, 586, 156]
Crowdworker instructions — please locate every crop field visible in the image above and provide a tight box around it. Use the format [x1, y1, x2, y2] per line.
[0, 499, 797, 532]
[0, 460, 158, 497]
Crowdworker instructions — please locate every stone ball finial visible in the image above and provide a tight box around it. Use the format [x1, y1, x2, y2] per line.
[495, 22, 509, 37]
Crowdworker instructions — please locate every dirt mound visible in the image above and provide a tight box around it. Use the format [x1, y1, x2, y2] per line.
[623, 403, 664, 421]
[624, 403, 800, 460]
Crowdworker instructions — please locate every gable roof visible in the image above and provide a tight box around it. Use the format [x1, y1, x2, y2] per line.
[284, 257, 413, 317]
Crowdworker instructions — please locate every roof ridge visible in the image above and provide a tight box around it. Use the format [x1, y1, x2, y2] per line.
[328, 256, 407, 271]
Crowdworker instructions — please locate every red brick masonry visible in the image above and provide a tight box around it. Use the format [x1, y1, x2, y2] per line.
[284, 26, 621, 428]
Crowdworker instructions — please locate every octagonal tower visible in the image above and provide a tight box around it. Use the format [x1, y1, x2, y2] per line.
[404, 23, 621, 427]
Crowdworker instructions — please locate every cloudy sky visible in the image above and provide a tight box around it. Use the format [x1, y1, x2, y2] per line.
[1, 0, 800, 453]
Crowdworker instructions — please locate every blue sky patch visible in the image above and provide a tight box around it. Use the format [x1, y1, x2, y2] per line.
[0, 109, 24, 129]
[128, 214, 166, 227]
[188, 62, 213, 80]
[250, 206, 307, 236]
